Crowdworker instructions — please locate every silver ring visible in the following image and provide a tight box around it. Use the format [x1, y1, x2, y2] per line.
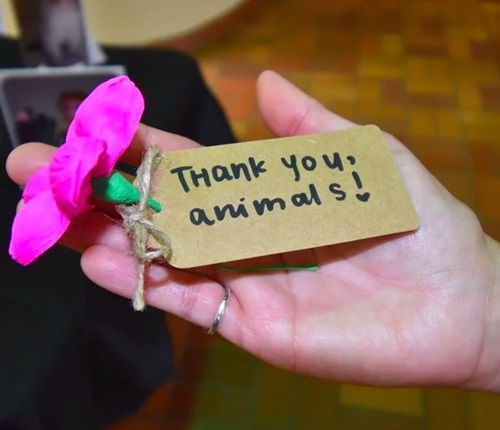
[205, 286, 231, 335]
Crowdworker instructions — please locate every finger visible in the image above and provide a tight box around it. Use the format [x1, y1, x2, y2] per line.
[6, 124, 202, 186]
[81, 245, 239, 336]
[6, 143, 55, 186]
[256, 70, 356, 137]
[14, 196, 129, 253]
[121, 123, 201, 166]
[256, 71, 420, 169]
[60, 210, 131, 253]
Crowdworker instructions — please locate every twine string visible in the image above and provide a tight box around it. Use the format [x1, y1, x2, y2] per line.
[117, 146, 170, 311]
[116, 146, 318, 311]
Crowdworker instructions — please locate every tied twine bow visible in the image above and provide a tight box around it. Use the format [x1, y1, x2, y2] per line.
[95, 147, 318, 312]
[117, 146, 171, 311]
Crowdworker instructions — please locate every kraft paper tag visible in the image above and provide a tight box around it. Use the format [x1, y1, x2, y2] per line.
[151, 125, 419, 268]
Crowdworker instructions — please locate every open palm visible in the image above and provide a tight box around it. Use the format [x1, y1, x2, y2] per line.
[7, 71, 500, 391]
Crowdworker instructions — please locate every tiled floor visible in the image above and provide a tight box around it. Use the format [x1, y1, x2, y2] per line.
[109, 0, 500, 428]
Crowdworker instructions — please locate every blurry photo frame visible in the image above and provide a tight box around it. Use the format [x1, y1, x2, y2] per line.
[12, 0, 95, 67]
[0, 65, 125, 148]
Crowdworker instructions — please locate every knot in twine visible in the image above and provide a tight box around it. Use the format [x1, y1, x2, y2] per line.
[117, 146, 171, 311]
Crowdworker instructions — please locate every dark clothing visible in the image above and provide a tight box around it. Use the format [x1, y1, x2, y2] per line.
[0, 36, 235, 429]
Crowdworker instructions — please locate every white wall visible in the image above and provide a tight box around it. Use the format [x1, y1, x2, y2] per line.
[1, 0, 246, 44]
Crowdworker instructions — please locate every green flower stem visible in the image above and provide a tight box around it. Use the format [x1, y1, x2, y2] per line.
[217, 263, 318, 272]
[92, 171, 162, 212]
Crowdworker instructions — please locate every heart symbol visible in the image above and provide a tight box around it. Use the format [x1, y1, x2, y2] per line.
[356, 192, 370, 202]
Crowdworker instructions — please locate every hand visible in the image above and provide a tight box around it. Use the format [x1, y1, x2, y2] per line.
[7, 71, 500, 391]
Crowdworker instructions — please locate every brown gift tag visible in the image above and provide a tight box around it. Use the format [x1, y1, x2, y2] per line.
[150, 125, 419, 268]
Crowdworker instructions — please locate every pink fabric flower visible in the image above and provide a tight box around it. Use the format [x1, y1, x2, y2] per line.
[9, 76, 144, 265]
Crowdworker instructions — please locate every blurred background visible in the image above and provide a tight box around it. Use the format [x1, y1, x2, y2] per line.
[3, 0, 500, 429]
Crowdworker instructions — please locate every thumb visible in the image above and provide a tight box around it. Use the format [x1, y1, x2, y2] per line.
[256, 70, 355, 137]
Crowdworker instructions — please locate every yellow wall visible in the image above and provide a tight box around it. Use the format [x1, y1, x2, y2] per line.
[1, 0, 17, 35]
[1, 0, 246, 45]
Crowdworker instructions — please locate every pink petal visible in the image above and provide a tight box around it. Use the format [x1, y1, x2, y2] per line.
[49, 136, 106, 216]
[9, 190, 71, 265]
[66, 76, 144, 176]
[22, 166, 50, 203]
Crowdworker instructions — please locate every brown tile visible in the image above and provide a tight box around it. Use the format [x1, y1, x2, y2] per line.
[409, 92, 456, 108]
[381, 33, 404, 55]
[326, 100, 357, 120]
[433, 171, 477, 209]
[210, 76, 256, 121]
[358, 77, 382, 103]
[218, 59, 264, 79]
[481, 216, 500, 241]
[177, 350, 208, 383]
[406, 43, 449, 56]
[475, 176, 500, 218]
[242, 117, 274, 141]
[410, 107, 437, 137]
[382, 79, 408, 104]
[199, 60, 220, 85]
[447, 30, 472, 59]
[436, 109, 464, 139]
[470, 391, 500, 430]
[190, 385, 251, 429]
[340, 385, 423, 416]
[358, 101, 409, 135]
[421, 17, 445, 36]
[199, 346, 258, 390]
[156, 424, 185, 430]
[360, 34, 381, 55]
[297, 378, 338, 430]
[405, 25, 449, 56]
[253, 363, 301, 429]
[359, 12, 402, 32]
[359, 55, 405, 79]
[277, 71, 311, 91]
[426, 388, 469, 430]
[480, 86, 500, 110]
[340, 407, 423, 430]
[139, 383, 173, 418]
[309, 72, 357, 102]
[469, 141, 500, 175]
[332, 55, 359, 74]
[230, 120, 249, 141]
[463, 111, 500, 142]
[407, 0, 442, 17]
[407, 56, 454, 94]
[166, 315, 192, 363]
[164, 382, 200, 424]
[470, 40, 498, 58]
[455, 60, 500, 86]
[457, 86, 483, 110]
[404, 136, 468, 172]
[267, 53, 313, 70]
[315, 29, 358, 52]
[106, 417, 160, 430]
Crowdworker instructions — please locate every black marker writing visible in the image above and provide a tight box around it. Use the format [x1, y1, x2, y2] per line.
[281, 155, 301, 181]
[328, 183, 346, 201]
[171, 157, 267, 192]
[282, 152, 350, 181]
[322, 152, 344, 171]
[253, 197, 287, 215]
[291, 184, 322, 207]
[352, 171, 371, 202]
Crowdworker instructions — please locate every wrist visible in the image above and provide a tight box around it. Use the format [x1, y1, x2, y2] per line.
[467, 235, 500, 392]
